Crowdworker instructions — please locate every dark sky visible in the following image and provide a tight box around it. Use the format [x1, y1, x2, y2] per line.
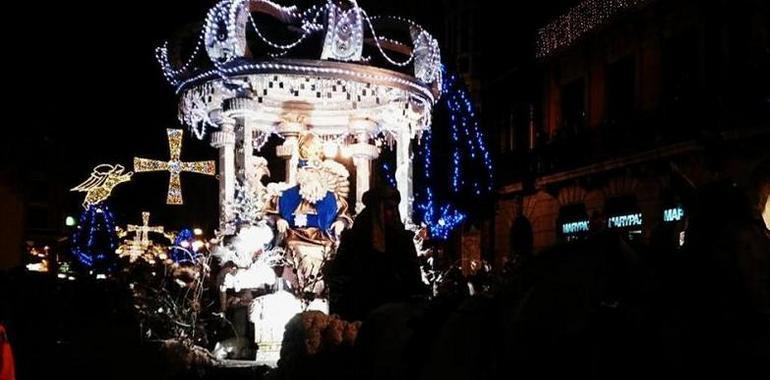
[7, 0, 574, 232]
[10, 0, 222, 230]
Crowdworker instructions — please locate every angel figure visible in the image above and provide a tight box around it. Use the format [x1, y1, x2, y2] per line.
[71, 164, 133, 208]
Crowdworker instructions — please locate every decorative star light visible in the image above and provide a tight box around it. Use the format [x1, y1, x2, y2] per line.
[134, 129, 216, 205]
[536, 0, 651, 58]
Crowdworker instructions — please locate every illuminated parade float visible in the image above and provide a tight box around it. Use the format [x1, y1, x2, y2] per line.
[155, 0, 442, 364]
[64, 0, 489, 367]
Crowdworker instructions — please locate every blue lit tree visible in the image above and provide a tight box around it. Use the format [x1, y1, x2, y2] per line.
[412, 67, 494, 240]
[70, 203, 119, 273]
[170, 228, 196, 264]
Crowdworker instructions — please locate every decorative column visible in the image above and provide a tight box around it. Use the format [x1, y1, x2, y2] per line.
[235, 118, 252, 182]
[352, 157, 370, 213]
[395, 130, 413, 222]
[210, 116, 236, 234]
[276, 121, 304, 185]
[349, 118, 379, 213]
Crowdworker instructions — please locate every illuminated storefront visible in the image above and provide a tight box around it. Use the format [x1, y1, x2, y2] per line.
[605, 196, 643, 240]
[558, 203, 590, 242]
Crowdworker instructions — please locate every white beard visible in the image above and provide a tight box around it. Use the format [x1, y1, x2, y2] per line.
[297, 167, 329, 203]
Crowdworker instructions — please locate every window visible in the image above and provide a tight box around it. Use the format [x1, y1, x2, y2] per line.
[561, 78, 586, 133]
[606, 56, 636, 123]
[663, 29, 700, 103]
[28, 179, 49, 204]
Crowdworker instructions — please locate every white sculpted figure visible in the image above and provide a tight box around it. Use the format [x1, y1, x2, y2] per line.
[268, 132, 352, 296]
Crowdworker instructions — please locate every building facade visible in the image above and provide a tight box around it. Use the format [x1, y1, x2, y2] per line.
[492, 0, 770, 265]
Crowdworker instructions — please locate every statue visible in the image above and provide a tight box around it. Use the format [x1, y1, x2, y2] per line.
[269, 132, 352, 299]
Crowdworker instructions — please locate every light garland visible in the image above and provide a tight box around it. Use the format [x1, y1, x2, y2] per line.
[171, 228, 196, 263]
[71, 203, 118, 270]
[414, 130, 467, 241]
[359, 9, 414, 67]
[380, 162, 398, 188]
[536, 0, 651, 58]
[441, 68, 494, 194]
[411, 67, 493, 240]
[157, 0, 441, 95]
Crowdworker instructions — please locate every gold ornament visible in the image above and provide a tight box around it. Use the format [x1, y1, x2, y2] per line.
[127, 212, 165, 248]
[134, 129, 216, 205]
[71, 164, 133, 208]
[120, 212, 169, 263]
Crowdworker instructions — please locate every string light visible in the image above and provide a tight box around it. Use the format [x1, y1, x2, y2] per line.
[171, 228, 197, 263]
[381, 162, 397, 188]
[414, 130, 467, 241]
[536, 0, 651, 58]
[411, 67, 493, 240]
[157, 0, 440, 93]
[441, 67, 494, 194]
[71, 203, 118, 270]
[134, 129, 216, 205]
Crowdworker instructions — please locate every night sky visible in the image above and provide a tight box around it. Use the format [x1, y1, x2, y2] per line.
[6, 0, 579, 232]
[4, 1, 219, 230]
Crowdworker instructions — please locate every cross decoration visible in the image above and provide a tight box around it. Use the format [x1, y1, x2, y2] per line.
[134, 129, 216, 205]
[127, 211, 164, 248]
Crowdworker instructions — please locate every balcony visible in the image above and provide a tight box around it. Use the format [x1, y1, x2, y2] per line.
[514, 91, 765, 183]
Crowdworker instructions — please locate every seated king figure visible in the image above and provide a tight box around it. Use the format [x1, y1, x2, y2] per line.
[269, 131, 352, 296]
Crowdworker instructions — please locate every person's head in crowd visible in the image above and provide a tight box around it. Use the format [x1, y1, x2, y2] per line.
[750, 158, 770, 231]
[362, 187, 403, 229]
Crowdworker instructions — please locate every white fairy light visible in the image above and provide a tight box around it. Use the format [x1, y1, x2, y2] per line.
[157, 0, 441, 97]
[536, 0, 651, 58]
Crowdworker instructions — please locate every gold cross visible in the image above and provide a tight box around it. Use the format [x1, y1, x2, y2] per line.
[127, 212, 165, 248]
[134, 129, 215, 205]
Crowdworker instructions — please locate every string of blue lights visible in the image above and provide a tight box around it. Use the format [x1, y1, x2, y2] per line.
[171, 228, 197, 263]
[380, 162, 398, 188]
[442, 69, 494, 194]
[71, 203, 118, 270]
[411, 66, 493, 240]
